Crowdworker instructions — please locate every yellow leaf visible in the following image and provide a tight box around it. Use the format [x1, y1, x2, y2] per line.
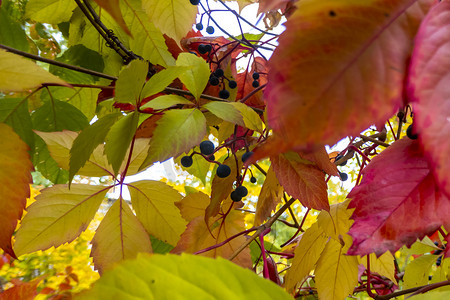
[143, 0, 198, 45]
[317, 200, 354, 250]
[230, 102, 264, 133]
[175, 191, 210, 222]
[0, 123, 32, 257]
[361, 252, 397, 284]
[92, 0, 131, 36]
[91, 199, 152, 274]
[254, 166, 283, 226]
[172, 211, 252, 268]
[403, 254, 437, 289]
[128, 180, 187, 246]
[285, 222, 328, 293]
[0, 49, 67, 92]
[315, 239, 359, 300]
[14, 184, 108, 257]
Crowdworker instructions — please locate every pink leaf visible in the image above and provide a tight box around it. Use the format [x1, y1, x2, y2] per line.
[347, 138, 450, 256]
[407, 0, 450, 199]
[265, 0, 433, 151]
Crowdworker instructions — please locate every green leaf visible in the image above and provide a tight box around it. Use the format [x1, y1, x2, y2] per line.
[0, 98, 34, 152]
[115, 60, 148, 104]
[141, 95, 192, 110]
[33, 135, 69, 184]
[174, 152, 210, 185]
[141, 66, 189, 99]
[143, 0, 198, 45]
[0, 6, 29, 52]
[140, 108, 206, 168]
[203, 101, 245, 127]
[150, 236, 174, 254]
[91, 199, 153, 274]
[403, 254, 437, 289]
[0, 49, 67, 92]
[14, 184, 108, 257]
[230, 102, 263, 133]
[78, 254, 293, 300]
[128, 180, 187, 246]
[104, 112, 139, 175]
[25, 0, 77, 23]
[32, 99, 89, 132]
[176, 53, 210, 100]
[70, 113, 122, 182]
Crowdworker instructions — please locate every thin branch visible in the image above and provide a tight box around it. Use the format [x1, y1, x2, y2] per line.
[374, 280, 450, 300]
[0, 43, 117, 81]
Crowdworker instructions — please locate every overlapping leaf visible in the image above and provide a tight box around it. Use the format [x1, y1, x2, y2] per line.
[78, 254, 292, 300]
[361, 252, 397, 284]
[0, 123, 32, 257]
[0, 49, 67, 92]
[114, 60, 148, 104]
[254, 166, 283, 226]
[25, 0, 76, 23]
[92, 0, 131, 35]
[90, 199, 152, 274]
[407, 0, 450, 199]
[14, 184, 108, 257]
[347, 138, 450, 256]
[403, 254, 437, 289]
[128, 180, 187, 246]
[271, 152, 329, 211]
[175, 191, 210, 222]
[176, 53, 210, 100]
[265, 0, 433, 150]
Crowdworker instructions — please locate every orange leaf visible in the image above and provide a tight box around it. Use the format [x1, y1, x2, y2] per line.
[0, 123, 32, 258]
[271, 152, 330, 211]
[265, 0, 433, 150]
[254, 166, 283, 226]
[172, 211, 252, 268]
[92, 0, 131, 36]
[175, 191, 210, 222]
[0, 277, 42, 300]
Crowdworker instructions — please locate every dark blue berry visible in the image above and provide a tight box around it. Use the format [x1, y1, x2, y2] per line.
[242, 151, 253, 162]
[436, 256, 442, 266]
[209, 76, 220, 86]
[228, 80, 237, 89]
[200, 140, 215, 155]
[235, 185, 248, 197]
[204, 44, 212, 52]
[219, 89, 230, 99]
[230, 191, 242, 202]
[190, 0, 200, 5]
[407, 124, 418, 140]
[181, 156, 193, 167]
[339, 172, 348, 181]
[252, 72, 260, 80]
[195, 23, 203, 30]
[214, 68, 224, 77]
[216, 164, 231, 178]
[198, 44, 207, 54]
[250, 176, 257, 183]
[206, 26, 214, 34]
[252, 80, 260, 88]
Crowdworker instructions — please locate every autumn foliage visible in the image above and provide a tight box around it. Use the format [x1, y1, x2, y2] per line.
[0, 0, 449, 299]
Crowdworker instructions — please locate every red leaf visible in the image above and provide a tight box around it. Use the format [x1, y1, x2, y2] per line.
[347, 138, 450, 256]
[271, 152, 330, 211]
[444, 234, 450, 258]
[265, 0, 433, 151]
[407, 0, 450, 199]
[0, 277, 42, 300]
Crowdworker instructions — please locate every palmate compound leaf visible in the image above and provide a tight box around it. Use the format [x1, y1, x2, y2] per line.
[347, 138, 450, 257]
[0, 123, 32, 258]
[271, 152, 330, 211]
[254, 165, 283, 226]
[140, 108, 206, 169]
[13, 184, 108, 257]
[36, 130, 150, 177]
[90, 198, 152, 274]
[143, 0, 198, 46]
[78, 254, 293, 300]
[176, 53, 210, 101]
[265, 0, 433, 151]
[172, 210, 252, 269]
[127, 180, 187, 246]
[407, 0, 450, 199]
[0, 49, 67, 92]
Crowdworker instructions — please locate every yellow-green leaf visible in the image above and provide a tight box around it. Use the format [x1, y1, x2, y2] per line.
[14, 184, 108, 257]
[143, 0, 198, 45]
[315, 239, 359, 300]
[141, 66, 189, 99]
[175, 191, 210, 222]
[115, 60, 148, 104]
[128, 180, 187, 246]
[0, 49, 67, 92]
[361, 252, 397, 284]
[285, 222, 328, 292]
[230, 102, 263, 133]
[176, 53, 210, 100]
[91, 198, 152, 274]
[254, 165, 283, 226]
[0, 123, 32, 257]
[403, 254, 437, 289]
[410, 291, 450, 300]
[78, 253, 292, 300]
[203, 101, 245, 127]
[92, 0, 131, 35]
[141, 95, 193, 110]
[25, 0, 76, 23]
[140, 108, 206, 168]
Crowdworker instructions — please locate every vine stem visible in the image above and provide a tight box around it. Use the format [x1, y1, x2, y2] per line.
[260, 228, 271, 279]
[228, 197, 297, 261]
[374, 280, 450, 300]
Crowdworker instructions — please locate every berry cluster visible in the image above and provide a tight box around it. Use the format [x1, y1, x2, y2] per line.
[252, 72, 260, 88]
[208, 67, 237, 100]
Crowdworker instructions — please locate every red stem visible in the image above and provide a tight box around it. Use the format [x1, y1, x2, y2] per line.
[260, 228, 271, 279]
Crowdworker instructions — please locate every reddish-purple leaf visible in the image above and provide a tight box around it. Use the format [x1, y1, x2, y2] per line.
[265, 0, 433, 151]
[407, 0, 450, 199]
[347, 138, 450, 256]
